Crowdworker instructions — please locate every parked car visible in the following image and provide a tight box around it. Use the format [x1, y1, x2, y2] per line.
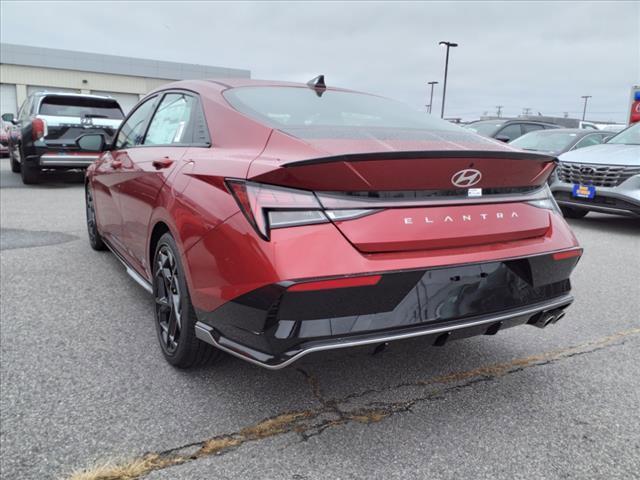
[0, 119, 10, 157]
[509, 128, 611, 156]
[550, 122, 640, 218]
[85, 78, 581, 369]
[2, 92, 124, 184]
[465, 119, 560, 142]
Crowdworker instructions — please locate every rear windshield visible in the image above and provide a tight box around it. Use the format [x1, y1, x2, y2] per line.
[510, 131, 578, 152]
[38, 96, 124, 119]
[224, 86, 461, 133]
[606, 122, 640, 145]
[464, 121, 505, 136]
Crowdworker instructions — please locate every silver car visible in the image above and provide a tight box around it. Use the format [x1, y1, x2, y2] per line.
[550, 122, 640, 218]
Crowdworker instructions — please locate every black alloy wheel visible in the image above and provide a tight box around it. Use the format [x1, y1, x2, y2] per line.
[152, 233, 220, 368]
[85, 184, 106, 250]
[154, 245, 183, 356]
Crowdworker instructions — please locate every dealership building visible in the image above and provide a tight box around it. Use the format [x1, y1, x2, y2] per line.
[0, 43, 250, 115]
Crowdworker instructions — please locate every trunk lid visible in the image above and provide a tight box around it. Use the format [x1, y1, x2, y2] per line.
[248, 129, 555, 191]
[37, 94, 123, 148]
[41, 115, 121, 148]
[247, 129, 556, 253]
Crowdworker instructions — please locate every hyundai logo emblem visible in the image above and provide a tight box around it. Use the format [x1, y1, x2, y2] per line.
[579, 166, 595, 175]
[451, 169, 482, 187]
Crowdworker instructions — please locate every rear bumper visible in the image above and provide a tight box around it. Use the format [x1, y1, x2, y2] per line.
[196, 295, 574, 369]
[39, 154, 98, 167]
[550, 178, 640, 217]
[194, 252, 580, 369]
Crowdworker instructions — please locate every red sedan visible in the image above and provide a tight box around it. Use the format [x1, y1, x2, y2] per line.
[84, 77, 582, 369]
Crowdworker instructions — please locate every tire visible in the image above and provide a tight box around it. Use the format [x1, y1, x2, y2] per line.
[9, 146, 21, 173]
[153, 233, 221, 368]
[20, 149, 41, 184]
[561, 206, 588, 219]
[85, 184, 106, 251]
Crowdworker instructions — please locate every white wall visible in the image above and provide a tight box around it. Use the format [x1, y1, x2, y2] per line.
[1, 64, 172, 97]
[0, 63, 176, 116]
[0, 83, 17, 115]
[27, 85, 79, 95]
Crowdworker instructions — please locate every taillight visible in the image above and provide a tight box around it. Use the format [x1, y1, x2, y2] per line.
[31, 117, 47, 141]
[226, 180, 376, 240]
[526, 184, 560, 213]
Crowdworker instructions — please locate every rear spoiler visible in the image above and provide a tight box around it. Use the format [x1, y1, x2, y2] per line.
[282, 150, 557, 168]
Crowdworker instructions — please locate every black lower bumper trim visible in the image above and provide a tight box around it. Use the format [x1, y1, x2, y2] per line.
[554, 191, 640, 216]
[195, 294, 574, 369]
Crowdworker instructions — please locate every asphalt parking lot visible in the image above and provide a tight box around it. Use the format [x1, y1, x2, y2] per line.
[1, 158, 639, 480]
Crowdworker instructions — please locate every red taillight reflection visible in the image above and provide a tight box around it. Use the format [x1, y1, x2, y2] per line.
[288, 274, 382, 292]
[552, 248, 583, 261]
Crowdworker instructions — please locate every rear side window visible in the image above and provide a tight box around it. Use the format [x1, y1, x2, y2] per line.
[144, 93, 196, 146]
[573, 134, 605, 150]
[521, 123, 544, 134]
[38, 96, 124, 119]
[496, 124, 522, 141]
[114, 96, 160, 149]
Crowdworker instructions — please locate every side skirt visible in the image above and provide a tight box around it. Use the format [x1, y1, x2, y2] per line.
[104, 239, 153, 294]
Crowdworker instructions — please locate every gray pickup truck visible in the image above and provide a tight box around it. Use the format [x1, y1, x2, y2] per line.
[2, 92, 123, 184]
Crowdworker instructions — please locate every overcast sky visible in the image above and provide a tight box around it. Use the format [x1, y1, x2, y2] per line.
[1, 1, 638, 122]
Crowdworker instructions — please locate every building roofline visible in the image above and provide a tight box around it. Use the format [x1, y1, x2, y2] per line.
[0, 43, 250, 81]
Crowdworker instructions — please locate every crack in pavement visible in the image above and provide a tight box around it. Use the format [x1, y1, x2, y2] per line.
[66, 327, 640, 480]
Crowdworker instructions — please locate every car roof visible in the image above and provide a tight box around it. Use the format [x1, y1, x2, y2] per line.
[526, 128, 606, 135]
[468, 119, 560, 127]
[468, 119, 506, 125]
[31, 91, 119, 101]
[148, 78, 361, 98]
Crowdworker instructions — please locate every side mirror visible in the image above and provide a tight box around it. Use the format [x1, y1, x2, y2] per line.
[495, 135, 511, 143]
[76, 133, 107, 152]
[1, 113, 15, 123]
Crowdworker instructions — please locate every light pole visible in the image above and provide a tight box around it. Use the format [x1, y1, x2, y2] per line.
[427, 81, 438, 114]
[439, 41, 458, 118]
[581, 95, 592, 121]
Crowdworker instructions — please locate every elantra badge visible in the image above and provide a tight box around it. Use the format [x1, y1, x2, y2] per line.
[451, 169, 482, 187]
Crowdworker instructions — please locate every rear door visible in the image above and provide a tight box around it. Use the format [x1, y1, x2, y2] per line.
[117, 91, 206, 272]
[94, 95, 160, 248]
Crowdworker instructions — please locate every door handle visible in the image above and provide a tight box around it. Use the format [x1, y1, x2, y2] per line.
[111, 160, 122, 169]
[152, 158, 174, 169]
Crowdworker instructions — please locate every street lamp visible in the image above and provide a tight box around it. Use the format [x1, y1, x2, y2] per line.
[427, 81, 438, 114]
[581, 95, 592, 121]
[438, 41, 458, 119]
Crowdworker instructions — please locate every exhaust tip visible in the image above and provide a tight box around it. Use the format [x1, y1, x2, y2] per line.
[551, 311, 566, 324]
[485, 321, 503, 336]
[528, 311, 557, 329]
